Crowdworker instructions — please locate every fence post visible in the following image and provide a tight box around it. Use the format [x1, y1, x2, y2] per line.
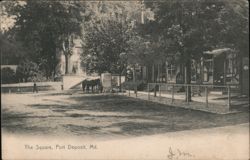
[128, 87, 130, 96]
[171, 85, 174, 104]
[17, 79, 21, 93]
[148, 83, 150, 100]
[159, 84, 161, 98]
[187, 85, 189, 105]
[205, 87, 208, 107]
[228, 85, 231, 109]
[165, 84, 167, 103]
[154, 84, 157, 97]
[135, 84, 138, 98]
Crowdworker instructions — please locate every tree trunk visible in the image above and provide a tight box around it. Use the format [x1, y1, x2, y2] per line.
[157, 63, 160, 83]
[125, 68, 128, 81]
[223, 60, 227, 85]
[239, 56, 243, 94]
[200, 58, 204, 84]
[133, 65, 137, 94]
[161, 63, 164, 82]
[65, 54, 69, 74]
[119, 73, 122, 92]
[45, 68, 50, 80]
[166, 61, 168, 83]
[52, 55, 56, 81]
[140, 66, 143, 81]
[152, 64, 155, 82]
[146, 65, 149, 83]
[185, 59, 192, 102]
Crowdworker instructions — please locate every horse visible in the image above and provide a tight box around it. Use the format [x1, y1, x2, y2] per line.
[82, 78, 102, 93]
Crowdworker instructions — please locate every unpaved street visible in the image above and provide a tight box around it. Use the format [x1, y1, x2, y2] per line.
[2, 92, 249, 139]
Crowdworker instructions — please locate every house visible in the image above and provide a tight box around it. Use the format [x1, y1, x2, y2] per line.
[57, 38, 86, 76]
[203, 48, 238, 85]
[56, 38, 88, 90]
[132, 48, 249, 95]
[1, 65, 18, 73]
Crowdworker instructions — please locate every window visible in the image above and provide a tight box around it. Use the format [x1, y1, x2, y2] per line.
[167, 64, 176, 82]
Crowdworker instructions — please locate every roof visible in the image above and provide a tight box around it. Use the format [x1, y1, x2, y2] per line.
[1, 65, 18, 72]
[204, 48, 233, 56]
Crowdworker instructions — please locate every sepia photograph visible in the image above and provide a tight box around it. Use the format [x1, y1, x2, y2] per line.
[1, 0, 249, 159]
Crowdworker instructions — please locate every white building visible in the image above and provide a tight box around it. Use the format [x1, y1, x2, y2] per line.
[57, 38, 86, 76]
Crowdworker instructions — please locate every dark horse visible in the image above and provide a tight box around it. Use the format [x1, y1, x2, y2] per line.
[82, 79, 102, 93]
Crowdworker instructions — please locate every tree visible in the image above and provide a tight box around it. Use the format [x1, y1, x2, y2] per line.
[16, 59, 40, 82]
[216, 0, 249, 94]
[83, 19, 131, 92]
[0, 1, 22, 32]
[81, 1, 153, 91]
[143, 0, 249, 101]
[0, 2, 27, 65]
[8, 1, 87, 78]
[0, 33, 27, 64]
[83, 19, 132, 75]
[1, 67, 17, 84]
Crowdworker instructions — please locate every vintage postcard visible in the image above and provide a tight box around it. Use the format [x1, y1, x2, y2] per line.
[1, 0, 249, 159]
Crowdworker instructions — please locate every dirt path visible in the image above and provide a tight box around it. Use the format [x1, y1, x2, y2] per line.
[2, 92, 249, 138]
[2, 92, 249, 159]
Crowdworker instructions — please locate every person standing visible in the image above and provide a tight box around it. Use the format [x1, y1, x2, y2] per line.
[33, 82, 38, 93]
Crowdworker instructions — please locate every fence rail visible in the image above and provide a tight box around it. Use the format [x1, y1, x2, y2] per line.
[1, 82, 63, 93]
[123, 82, 240, 113]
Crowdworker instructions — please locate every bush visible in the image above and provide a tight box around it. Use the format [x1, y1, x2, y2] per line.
[16, 59, 44, 82]
[1, 67, 17, 84]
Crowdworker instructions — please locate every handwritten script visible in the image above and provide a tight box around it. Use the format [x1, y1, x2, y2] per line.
[167, 147, 195, 160]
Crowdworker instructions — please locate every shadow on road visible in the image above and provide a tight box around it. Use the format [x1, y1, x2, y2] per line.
[2, 94, 249, 138]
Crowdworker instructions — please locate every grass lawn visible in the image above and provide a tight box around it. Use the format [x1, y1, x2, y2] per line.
[2, 92, 249, 139]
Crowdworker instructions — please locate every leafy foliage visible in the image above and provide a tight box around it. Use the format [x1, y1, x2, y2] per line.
[1, 0, 248, 87]
[147, 0, 248, 60]
[83, 19, 132, 75]
[9, 1, 86, 78]
[82, 1, 154, 75]
[0, 33, 27, 64]
[140, 0, 249, 100]
[1, 67, 17, 84]
[16, 59, 44, 82]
